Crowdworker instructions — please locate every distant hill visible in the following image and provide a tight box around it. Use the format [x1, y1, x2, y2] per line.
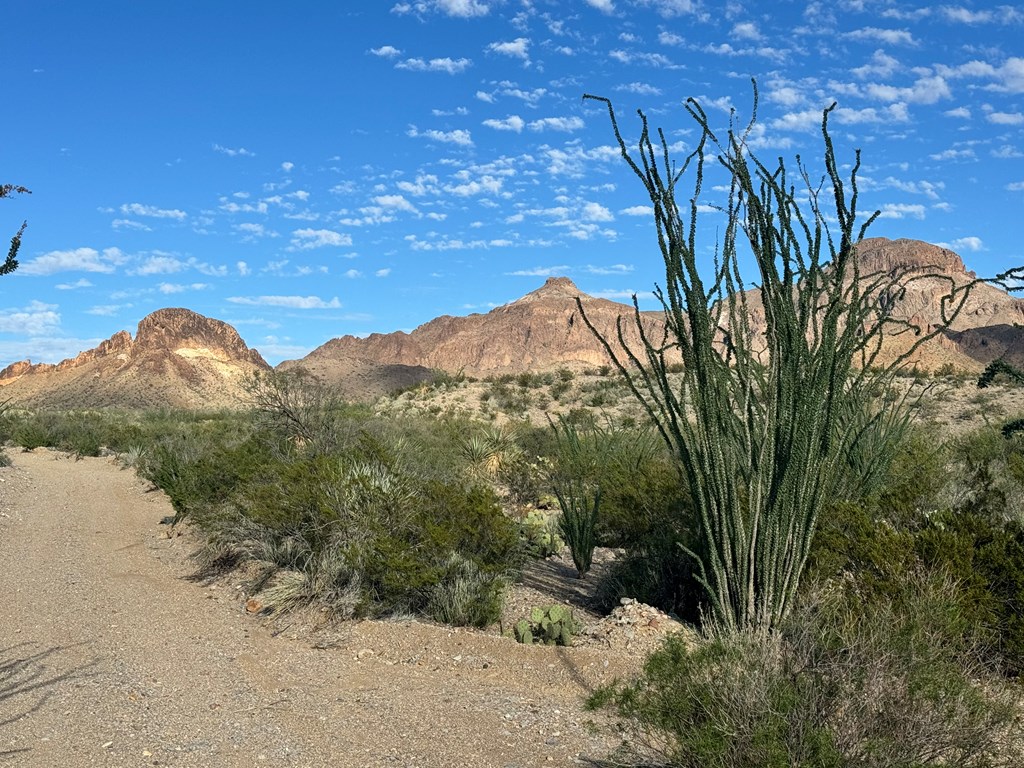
[0, 308, 270, 409]
[279, 276, 667, 379]
[3, 238, 1021, 410]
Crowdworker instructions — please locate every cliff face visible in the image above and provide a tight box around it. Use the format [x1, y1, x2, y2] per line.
[0, 308, 270, 410]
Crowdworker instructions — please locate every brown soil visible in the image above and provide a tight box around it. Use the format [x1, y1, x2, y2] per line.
[0, 449, 661, 767]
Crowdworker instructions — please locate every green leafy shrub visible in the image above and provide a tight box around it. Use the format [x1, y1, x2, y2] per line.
[590, 574, 1022, 768]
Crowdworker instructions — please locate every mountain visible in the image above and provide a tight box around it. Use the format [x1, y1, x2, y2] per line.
[0, 308, 271, 409]
[3, 238, 1021, 411]
[279, 276, 666, 379]
[854, 238, 1024, 369]
[283, 239, 1024, 382]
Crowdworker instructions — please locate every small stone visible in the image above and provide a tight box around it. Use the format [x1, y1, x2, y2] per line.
[102, 741, 113, 749]
[244, 598, 262, 613]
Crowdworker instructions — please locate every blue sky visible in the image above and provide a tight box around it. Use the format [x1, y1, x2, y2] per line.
[2, 0, 1022, 366]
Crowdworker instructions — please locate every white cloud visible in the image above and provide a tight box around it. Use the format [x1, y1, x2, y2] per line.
[227, 295, 342, 309]
[395, 57, 472, 74]
[482, 115, 526, 132]
[375, 268, 392, 277]
[21, 247, 125, 276]
[369, 45, 402, 58]
[111, 219, 151, 231]
[862, 75, 951, 105]
[634, 0, 699, 17]
[658, 31, 683, 45]
[620, 205, 653, 216]
[488, 38, 530, 61]
[846, 27, 917, 45]
[731, 21, 762, 40]
[407, 125, 474, 146]
[119, 202, 186, 220]
[581, 202, 614, 221]
[945, 106, 971, 118]
[396, 174, 440, 196]
[281, 161, 294, 172]
[373, 194, 420, 214]
[616, 82, 662, 95]
[1006, 181, 1024, 191]
[212, 144, 254, 157]
[987, 111, 1024, 125]
[949, 236, 984, 252]
[852, 49, 900, 79]
[992, 145, 1024, 158]
[0, 300, 61, 336]
[433, 0, 490, 17]
[506, 265, 570, 276]
[344, 269, 362, 279]
[290, 228, 353, 249]
[528, 116, 585, 132]
[237, 261, 251, 276]
[585, 0, 614, 12]
[130, 255, 186, 276]
[235, 222, 279, 238]
[158, 282, 210, 294]
[55, 278, 93, 290]
[586, 264, 633, 275]
[929, 147, 976, 161]
[877, 203, 927, 219]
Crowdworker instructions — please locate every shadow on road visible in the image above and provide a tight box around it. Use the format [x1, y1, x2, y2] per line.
[0, 643, 99, 762]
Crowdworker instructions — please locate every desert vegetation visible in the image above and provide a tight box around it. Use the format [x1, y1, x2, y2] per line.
[3, 95, 1024, 766]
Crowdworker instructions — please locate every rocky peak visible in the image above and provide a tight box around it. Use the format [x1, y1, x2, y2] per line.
[855, 237, 972, 278]
[512, 276, 586, 304]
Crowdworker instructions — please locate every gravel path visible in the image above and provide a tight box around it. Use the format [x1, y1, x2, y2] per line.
[0, 449, 632, 767]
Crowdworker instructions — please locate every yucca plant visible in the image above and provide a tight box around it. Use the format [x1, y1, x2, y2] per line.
[582, 83, 1023, 633]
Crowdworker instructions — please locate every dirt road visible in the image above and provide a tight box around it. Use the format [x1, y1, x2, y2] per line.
[0, 450, 627, 767]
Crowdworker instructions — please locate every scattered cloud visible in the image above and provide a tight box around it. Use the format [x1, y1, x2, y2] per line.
[289, 228, 354, 249]
[395, 57, 472, 74]
[620, 205, 653, 216]
[877, 203, 927, 219]
[0, 300, 61, 335]
[407, 125, 474, 146]
[615, 82, 662, 95]
[213, 144, 255, 157]
[987, 111, 1024, 125]
[528, 116, 585, 132]
[119, 203, 186, 220]
[586, 263, 633, 275]
[846, 27, 917, 46]
[227, 295, 343, 309]
[949, 236, 984, 251]
[482, 115, 526, 132]
[506, 265, 570, 276]
[488, 38, 530, 62]
[21, 247, 126, 276]
[584, 0, 614, 13]
[375, 268, 392, 277]
[369, 45, 402, 58]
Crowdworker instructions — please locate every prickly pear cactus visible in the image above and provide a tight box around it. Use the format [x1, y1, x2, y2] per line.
[514, 604, 580, 647]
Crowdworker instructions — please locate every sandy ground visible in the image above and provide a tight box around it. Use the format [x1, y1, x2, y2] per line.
[0, 449, 641, 768]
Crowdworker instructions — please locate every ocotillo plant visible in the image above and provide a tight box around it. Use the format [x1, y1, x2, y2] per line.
[581, 84, 1023, 634]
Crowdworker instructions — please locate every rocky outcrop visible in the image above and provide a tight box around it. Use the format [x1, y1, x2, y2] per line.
[282, 277, 666, 378]
[0, 309, 270, 410]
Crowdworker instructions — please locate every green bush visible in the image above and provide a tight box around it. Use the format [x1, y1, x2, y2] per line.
[590, 574, 1022, 768]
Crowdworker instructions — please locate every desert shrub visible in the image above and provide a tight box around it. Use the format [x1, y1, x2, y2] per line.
[590, 573, 1022, 768]
[181, 409, 522, 624]
[808, 424, 1024, 675]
